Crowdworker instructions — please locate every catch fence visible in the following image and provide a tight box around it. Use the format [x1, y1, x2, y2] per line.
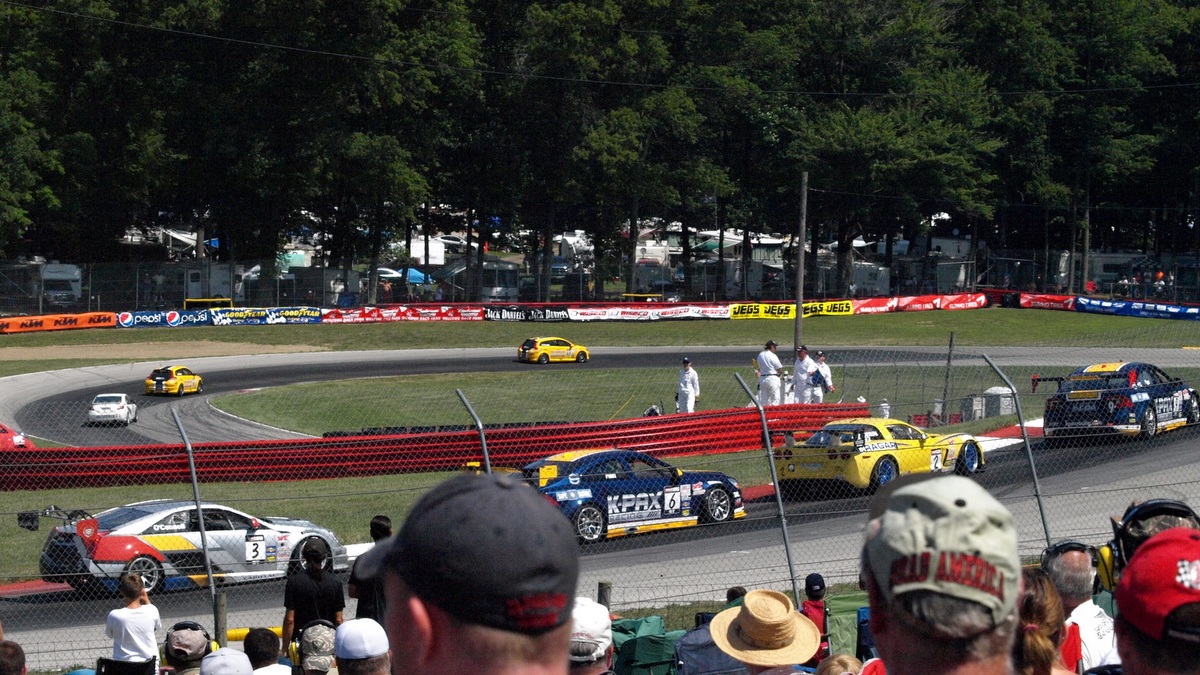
[2, 321, 1200, 669]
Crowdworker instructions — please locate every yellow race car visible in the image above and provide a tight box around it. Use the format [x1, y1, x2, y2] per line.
[145, 365, 204, 396]
[517, 337, 590, 364]
[774, 417, 984, 496]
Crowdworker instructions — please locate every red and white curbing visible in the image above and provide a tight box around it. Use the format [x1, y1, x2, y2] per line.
[976, 417, 1043, 453]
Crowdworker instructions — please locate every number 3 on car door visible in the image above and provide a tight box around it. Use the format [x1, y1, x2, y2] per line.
[245, 534, 267, 563]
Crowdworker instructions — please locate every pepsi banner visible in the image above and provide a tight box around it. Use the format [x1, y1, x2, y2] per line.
[116, 309, 209, 328]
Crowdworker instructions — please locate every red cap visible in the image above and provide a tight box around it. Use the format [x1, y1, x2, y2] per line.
[1116, 527, 1200, 641]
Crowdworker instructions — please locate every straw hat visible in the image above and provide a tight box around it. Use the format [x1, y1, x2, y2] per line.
[709, 590, 820, 667]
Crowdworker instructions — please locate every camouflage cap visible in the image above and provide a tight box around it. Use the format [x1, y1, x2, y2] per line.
[300, 623, 335, 672]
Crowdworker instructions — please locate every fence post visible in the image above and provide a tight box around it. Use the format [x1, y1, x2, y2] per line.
[940, 332, 955, 424]
[172, 408, 220, 627]
[215, 592, 228, 648]
[982, 354, 1052, 548]
[455, 389, 491, 474]
[597, 581, 612, 609]
[734, 373, 801, 603]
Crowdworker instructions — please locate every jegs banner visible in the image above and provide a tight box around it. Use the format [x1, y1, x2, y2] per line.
[731, 303, 797, 320]
[801, 300, 854, 318]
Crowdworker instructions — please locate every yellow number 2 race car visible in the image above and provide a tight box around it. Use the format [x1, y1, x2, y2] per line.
[774, 417, 984, 497]
[144, 365, 204, 396]
[517, 337, 590, 364]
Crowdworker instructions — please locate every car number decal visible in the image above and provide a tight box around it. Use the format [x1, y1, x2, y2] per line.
[930, 448, 942, 472]
[663, 487, 682, 516]
[245, 534, 267, 562]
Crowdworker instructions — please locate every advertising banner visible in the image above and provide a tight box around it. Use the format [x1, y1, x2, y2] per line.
[941, 293, 989, 310]
[731, 303, 797, 320]
[321, 307, 384, 324]
[483, 305, 571, 322]
[800, 300, 854, 318]
[851, 297, 898, 314]
[566, 305, 731, 321]
[375, 305, 487, 321]
[1075, 296, 1200, 321]
[0, 312, 117, 334]
[117, 310, 209, 328]
[209, 308, 269, 326]
[265, 307, 322, 324]
[897, 295, 942, 311]
[1019, 294, 1076, 311]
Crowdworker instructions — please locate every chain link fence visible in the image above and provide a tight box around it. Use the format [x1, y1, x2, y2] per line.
[2, 320, 1199, 670]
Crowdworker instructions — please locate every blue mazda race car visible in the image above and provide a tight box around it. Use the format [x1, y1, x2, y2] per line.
[1033, 362, 1199, 440]
[522, 449, 745, 543]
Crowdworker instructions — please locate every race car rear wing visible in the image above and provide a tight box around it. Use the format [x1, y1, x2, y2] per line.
[1031, 375, 1067, 393]
[17, 505, 93, 531]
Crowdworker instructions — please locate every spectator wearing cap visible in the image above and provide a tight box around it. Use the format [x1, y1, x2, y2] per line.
[803, 351, 834, 404]
[569, 598, 614, 675]
[349, 515, 392, 622]
[335, 619, 390, 675]
[354, 472, 580, 675]
[710, 589, 821, 674]
[861, 475, 1020, 675]
[793, 346, 816, 404]
[0, 640, 24, 675]
[281, 543, 344, 653]
[299, 624, 336, 675]
[677, 358, 700, 414]
[244, 628, 290, 675]
[201, 649, 253, 675]
[756, 341, 784, 406]
[1107, 528, 1200, 675]
[1043, 541, 1118, 671]
[163, 624, 212, 675]
[801, 574, 830, 665]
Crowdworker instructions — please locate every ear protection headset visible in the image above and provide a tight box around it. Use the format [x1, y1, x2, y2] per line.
[1097, 499, 1200, 592]
[161, 621, 218, 663]
[288, 619, 336, 666]
[1041, 540, 1101, 595]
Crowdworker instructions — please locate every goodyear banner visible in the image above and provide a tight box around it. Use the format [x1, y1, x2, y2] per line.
[116, 309, 209, 328]
[731, 303, 798, 320]
[209, 307, 320, 326]
[1075, 296, 1200, 321]
[265, 307, 321, 324]
[0, 312, 117, 334]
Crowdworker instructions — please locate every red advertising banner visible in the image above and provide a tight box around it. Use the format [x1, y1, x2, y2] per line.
[897, 295, 942, 311]
[322, 306, 486, 323]
[1019, 294, 1076, 311]
[941, 293, 988, 310]
[321, 307, 384, 323]
[0, 312, 117, 334]
[851, 297, 898, 314]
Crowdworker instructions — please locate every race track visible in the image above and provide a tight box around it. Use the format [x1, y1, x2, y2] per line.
[3, 343, 1198, 668]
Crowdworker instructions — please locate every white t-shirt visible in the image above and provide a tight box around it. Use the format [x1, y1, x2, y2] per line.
[677, 368, 700, 396]
[756, 350, 783, 377]
[254, 664, 294, 675]
[795, 355, 817, 386]
[106, 603, 162, 661]
[1066, 599, 1119, 669]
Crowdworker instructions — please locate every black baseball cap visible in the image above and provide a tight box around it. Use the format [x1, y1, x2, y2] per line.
[765, 340, 778, 348]
[354, 472, 580, 635]
[797, 345, 808, 353]
[815, 350, 825, 358]
[805, 573, 826, 596]
[682, 357, 691, 363]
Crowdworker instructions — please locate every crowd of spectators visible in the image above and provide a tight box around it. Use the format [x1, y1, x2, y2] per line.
[7, 472, 1200, 675]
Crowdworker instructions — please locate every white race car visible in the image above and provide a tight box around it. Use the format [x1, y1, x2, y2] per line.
[87, 393, 138, 426]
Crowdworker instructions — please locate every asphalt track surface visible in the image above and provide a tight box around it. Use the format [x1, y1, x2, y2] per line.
[3, 344, 1198, 667]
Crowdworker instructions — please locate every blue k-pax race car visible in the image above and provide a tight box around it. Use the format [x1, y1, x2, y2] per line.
[522, 449, 745, 543]
[1033, 362, 1199, 440]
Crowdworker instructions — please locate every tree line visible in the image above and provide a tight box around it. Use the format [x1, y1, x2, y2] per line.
[2, 0, 1198, 299]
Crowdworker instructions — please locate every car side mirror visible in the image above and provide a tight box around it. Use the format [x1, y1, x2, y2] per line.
[672, 468, 684, 484]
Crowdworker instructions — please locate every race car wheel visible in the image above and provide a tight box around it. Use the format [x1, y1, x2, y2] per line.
[1140, 407, 1158, 439]
[869, 456, 899, 493]
[576, 351, 588, 363]
[125, 556, 164, 594]
[955, 442, 983, 476]
[1188, 395, 1200, 425]
[537, 354, 550, 365]
[573, 504, 606, 544]
[175, 384, 184, 397]
[197, 380, 204, 394]
[288, 537, 334, 574]
[701, 487, 734, 523]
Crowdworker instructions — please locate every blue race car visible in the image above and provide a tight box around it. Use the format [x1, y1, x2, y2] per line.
[522, 449, 745, 543]
[1033, 362, 1199, 440]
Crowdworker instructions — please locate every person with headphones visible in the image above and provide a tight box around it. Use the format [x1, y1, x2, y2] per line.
[163, 622, 216, 675]
[1043, 541, 1119, 671]
[1096, 500, 1200, 595]
[280, 544, 344, 655]
[288, 621, 335, 675]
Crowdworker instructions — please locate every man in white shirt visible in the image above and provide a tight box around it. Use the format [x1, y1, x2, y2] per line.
[1043, 541, 1119, 671]
[677, 358, 700, 413]
[106, 573, 161, 663]
[805, 351, 835, 403]
[756, 341, 784, 406]
[794, 346, 816, 403]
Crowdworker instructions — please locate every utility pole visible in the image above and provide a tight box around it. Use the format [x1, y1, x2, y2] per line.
[793, 172, 808, 351]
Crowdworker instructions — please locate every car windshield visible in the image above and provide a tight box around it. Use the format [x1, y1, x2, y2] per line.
[95, 505, 160, 531]
[93, 395, 123, 405]
[1060, 374, 1131, 392]
[151, 369, 172, 378]
[808, 424, 874, 446]
[43, 280, 74, 291]
[521, 339, 537, 349]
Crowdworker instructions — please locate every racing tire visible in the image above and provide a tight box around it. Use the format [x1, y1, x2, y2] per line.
[701, 487, 734, 524]
[197, 380, 204, 394]
[125, 556, 164, 594]
[175, 385, 184, 397]
[537, 354, 550, 365]
[288, 537, 332, 575]
[1189, 395, 1200, 426]
[869, 456, 899, 493]
[573, 504, 606, 544]
[1140, 407, 1158, 439]
[576, 351, 588, 363]
[955, 442, 983, 476]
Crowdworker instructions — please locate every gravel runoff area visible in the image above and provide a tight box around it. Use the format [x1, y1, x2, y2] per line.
[0, 341, 329, 360]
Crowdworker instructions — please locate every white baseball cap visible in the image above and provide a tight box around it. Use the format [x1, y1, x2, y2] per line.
[200, 648, 253, 675]
[334, 619, 390, 660]
[569, 597, 612, 663]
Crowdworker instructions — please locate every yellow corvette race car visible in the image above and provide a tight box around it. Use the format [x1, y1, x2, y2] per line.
[517, 337, 590, 364]
[144, 365, 204, 396]
[774, 417, 984, 496]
